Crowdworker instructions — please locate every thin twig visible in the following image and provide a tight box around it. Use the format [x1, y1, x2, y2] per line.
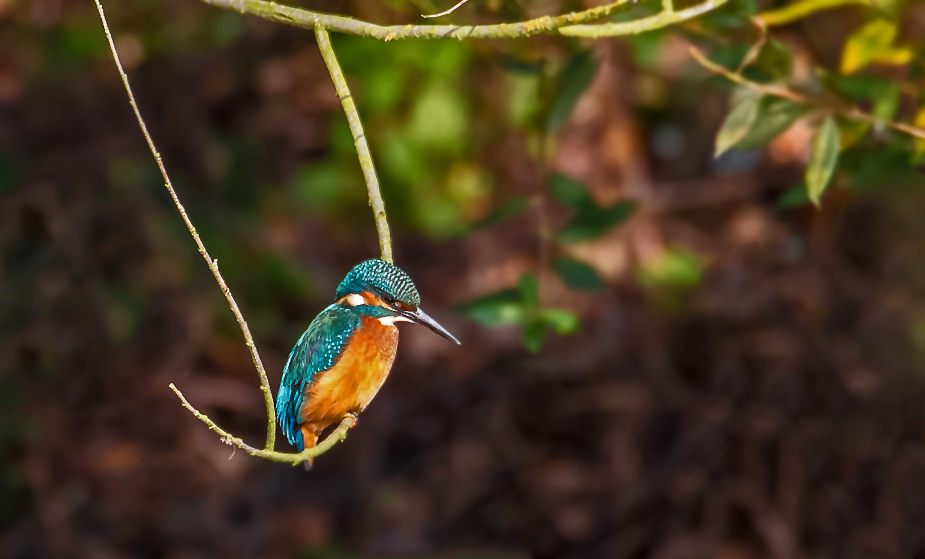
[422, 0, 471, 18]
[560, 0, 725, 37]
[315, 26, 393, 263]
[689, 47, 925, 141]
[206, 0, 637, 39]
[93, 0, 277, 450]
[755, 0, 868, 27]
[170, 384, 354, 466]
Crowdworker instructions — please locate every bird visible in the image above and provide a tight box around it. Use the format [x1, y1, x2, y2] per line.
[275, 258, 460, 469]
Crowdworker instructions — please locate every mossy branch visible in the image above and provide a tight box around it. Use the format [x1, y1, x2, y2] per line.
[202, 0, 724, 39]
[560, 0, 728, 37]
[315, 26, 393, 264]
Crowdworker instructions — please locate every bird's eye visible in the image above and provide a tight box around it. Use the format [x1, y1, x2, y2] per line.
[383, 295, 397, 306]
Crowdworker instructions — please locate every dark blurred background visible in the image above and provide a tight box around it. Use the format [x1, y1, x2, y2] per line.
[4, 0, 925, 556]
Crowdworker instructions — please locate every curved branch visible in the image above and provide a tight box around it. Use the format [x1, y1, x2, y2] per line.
[204, 0, 631, 39]
[422, 0, 472, 19]
[560, 0, 727, 37]
[93, 0, 277, 451]
[315, 26, 393, 263]
[170, 384, 354, 465]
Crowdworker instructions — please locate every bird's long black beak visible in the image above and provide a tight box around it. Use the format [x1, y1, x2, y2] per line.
[402, 307, 461, 344]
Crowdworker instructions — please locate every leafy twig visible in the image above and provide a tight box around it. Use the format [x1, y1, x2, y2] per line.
[315, 26, 393, 264]
[92, 0, 279, 450]
[689, 46, 925, 141]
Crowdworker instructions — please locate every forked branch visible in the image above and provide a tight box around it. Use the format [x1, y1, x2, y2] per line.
[170, 384, 355, 464]
[203, 0, 725, 40]
[93, 0, 358, 466]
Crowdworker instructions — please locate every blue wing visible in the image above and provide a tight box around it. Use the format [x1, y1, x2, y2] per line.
[276, 304, 360, 450]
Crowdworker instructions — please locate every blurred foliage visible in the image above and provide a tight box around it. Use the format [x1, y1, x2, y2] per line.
[6, 0, 925, 555]
[454, 274, 580, 352]
[702, 0, 925, 207]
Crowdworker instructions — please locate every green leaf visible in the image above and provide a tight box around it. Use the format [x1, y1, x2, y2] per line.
[755, 39, 793, 82]
[408, 83, 468, 153]
[873, 81, 900, 122]
[293, 161, 360, 211]
[715, 94, 761, 157]
[507, 74, 542, 127]
[518, 274, 539, 307]
[559, 201, 637, 244]
[841, 19, 912, 74]
[838, 119, 870, 151]
[471, 197, 531, 230]
[844, 145, 924, 192]
[776, 183, 811, 208]
[539, 308, 580, 334]
[737, 97, 805, 149]
[805, 117, 840, 207]
[212, 11, 243, 45]
[552, 257, 605, 291]
[548, 51, 599, 131]
[828, 74, 892, 102]
[549, 174, 595, 212]
[522, 318, 547, 352]
[624, 31, 664, 70]
[453, 288, 524, 327]
[638, 246, 706, 290]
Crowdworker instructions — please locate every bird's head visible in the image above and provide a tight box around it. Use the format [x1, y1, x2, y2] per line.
[335, 259, 460, 344]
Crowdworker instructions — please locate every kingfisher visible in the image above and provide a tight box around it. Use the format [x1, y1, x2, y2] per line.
[275, 259, 460, 468]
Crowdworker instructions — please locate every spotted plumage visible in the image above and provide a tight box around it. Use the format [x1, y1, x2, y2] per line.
[336, 259, 421, 308]
[276, 259, 459, 469]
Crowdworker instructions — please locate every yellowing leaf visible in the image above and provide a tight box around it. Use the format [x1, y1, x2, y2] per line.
[914, 106, 925, 154]
[806, 117, 840, 207]
[715, 94, 760, 157]
[841, 20, 911, 74]
[757, 0, 868, 27]
[837, 119, 870, 151]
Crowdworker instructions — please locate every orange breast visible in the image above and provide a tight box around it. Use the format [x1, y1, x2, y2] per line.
[301, 317, 399, 427]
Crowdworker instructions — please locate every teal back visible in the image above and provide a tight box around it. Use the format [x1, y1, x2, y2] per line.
[275, 304, 360, 450]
